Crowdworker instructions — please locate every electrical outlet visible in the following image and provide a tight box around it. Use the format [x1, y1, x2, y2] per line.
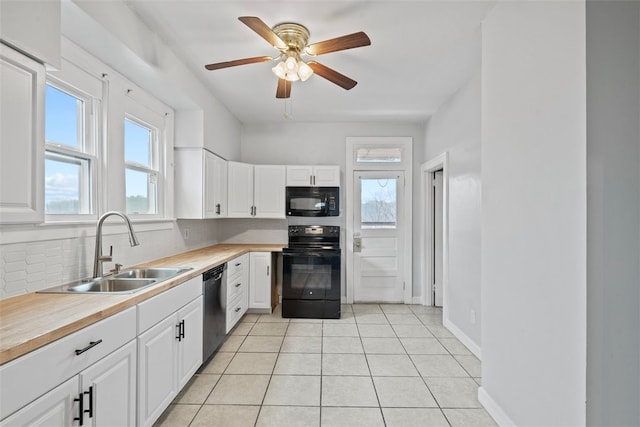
[470, 309, 476, 325]
[183, 228, 190, 240]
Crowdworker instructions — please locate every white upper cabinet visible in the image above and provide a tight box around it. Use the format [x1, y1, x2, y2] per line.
[228, 162, 285, 218]
[174, 148, 227, 219]
[0, 45, 45, 224]
[286, 165, 340, 187]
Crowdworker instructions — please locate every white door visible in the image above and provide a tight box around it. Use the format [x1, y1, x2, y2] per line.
[177, 298, 203, 390]
[353, 171, 404, 303]
[433, 170, 443, 307]
[253, 165, 285, 218]
[80, 340, 137, 427]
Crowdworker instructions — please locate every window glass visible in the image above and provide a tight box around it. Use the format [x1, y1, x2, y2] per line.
[45, 84, 83, 149]
[356, 147, 402, 163]
[125, 169, 157, 215]
[124, 119, 151, 167]
[45, 154, 90, 214]
[360, 178, 397, 229]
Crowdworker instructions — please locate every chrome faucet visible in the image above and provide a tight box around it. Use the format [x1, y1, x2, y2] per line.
[93, 211, 140, 278]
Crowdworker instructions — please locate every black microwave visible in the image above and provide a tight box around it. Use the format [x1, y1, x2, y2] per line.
[286, 187, 339, 217]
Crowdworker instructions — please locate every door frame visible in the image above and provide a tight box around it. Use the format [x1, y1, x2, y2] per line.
[345, 137, 413, 304]
[420, 152, 449, 310]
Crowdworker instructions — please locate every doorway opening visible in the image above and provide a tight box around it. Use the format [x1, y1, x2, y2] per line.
[421, 153, 449, 313]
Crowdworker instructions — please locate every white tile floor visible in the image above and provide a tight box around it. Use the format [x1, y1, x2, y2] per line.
[154, 304, 497, 427]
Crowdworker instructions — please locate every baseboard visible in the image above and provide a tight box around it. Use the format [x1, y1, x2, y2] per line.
[478, 387, 516, 427]
[443, 318, 482, 360]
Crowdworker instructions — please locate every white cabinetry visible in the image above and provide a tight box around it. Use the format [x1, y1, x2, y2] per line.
[248, 252, 274, 313]
[0, 44, 45, 224]
[228, 162, 285, 218]
[0, 307, 137, 425]
[175, 148, 227, 219]
[225, 254, 249, 333]
[286, 165, 340, 187]
[136, 276, 203, 427]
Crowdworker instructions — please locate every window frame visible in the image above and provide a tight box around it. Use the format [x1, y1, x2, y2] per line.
[43, 74, 99, 222]
[122, 95, 167, 219]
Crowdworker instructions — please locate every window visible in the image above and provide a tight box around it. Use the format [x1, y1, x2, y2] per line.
[124, 117, 158, 215]
[44, 81, 96, 217]
[356, 147, 402, 163]
[360, 178, 398, 229]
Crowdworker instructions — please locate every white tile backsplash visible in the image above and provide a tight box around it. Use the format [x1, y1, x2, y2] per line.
[0, 219, 220, 299]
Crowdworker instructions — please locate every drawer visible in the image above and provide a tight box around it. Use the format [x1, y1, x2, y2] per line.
[225, 293, 246, 334]
[0, 306, 136, 420]
[226, 274, 245, 302]
[227, 254, 248, 278]
[138, 276, 202, 334]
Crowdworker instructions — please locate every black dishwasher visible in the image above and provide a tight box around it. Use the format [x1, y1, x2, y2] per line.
[202, 263, 226, 363]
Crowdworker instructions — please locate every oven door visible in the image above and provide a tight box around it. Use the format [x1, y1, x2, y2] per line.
[282, 249, 341, 300]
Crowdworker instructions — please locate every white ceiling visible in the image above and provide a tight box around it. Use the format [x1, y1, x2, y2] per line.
[124, 1, 495, 124]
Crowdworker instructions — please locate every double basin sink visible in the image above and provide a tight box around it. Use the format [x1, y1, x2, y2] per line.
[39, 267, 193, 295]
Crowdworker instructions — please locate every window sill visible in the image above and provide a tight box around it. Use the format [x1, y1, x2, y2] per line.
[0, 218, 176, 245]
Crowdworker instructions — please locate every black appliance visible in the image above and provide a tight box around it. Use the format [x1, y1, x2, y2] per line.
[286, 186, 339, 217]
[282, 225, 341, 319]
[202, 263, 226, 362]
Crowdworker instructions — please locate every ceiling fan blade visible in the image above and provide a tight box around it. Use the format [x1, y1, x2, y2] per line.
[205, 56, 273, 71]
[238, 16, 288, 50]
[307, 62, 357, 90]
[276, 78, 291, 99]
[306, 31, 371, 55]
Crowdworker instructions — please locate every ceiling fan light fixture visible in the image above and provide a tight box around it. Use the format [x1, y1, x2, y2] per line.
[272, 61, 287, 79]
[297, 61, 314, 81]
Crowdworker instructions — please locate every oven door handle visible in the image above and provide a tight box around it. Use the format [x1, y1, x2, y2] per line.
[282, 251, 340, 258]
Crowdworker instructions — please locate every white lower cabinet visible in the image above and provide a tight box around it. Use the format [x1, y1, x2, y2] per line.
[0, 307, 137, 425]
[225, 254, 249, 333]
[137, 278, 203, 427]
[248, 252, 273, 313]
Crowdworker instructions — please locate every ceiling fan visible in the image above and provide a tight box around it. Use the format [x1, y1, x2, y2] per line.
[204, 16, 371, 99]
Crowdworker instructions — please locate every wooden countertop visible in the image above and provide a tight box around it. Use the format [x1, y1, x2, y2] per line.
[0, 244, 285, 365]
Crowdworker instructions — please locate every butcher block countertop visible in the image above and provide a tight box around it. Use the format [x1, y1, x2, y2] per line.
[0, 244, 285, 366]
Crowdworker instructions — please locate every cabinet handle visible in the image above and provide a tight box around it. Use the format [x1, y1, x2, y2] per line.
[234, 307, 241, 313]
[267, 266, 270, 276]
[84, 386, 93, 419]
[176, 322, 182, 341]
[75, 339, 103, 356]
[180, 320, 185, 340]
[235, 283, 241, 288]
[235, 263, 241, 267]
[215, 203, 221, 215]
[74, 393, 84, 426]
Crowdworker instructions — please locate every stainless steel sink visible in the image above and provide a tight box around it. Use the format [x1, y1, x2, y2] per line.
[38, 267, 192, 294]
[114, 267, 191, 280]
[67, 278, 157, 293]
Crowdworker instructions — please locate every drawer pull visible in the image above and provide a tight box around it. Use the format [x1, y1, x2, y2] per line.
[176, 320, 185, 341]
[234, 307, 241, 313]
[235, 283, 241, 288]
[84, 386, 94, 419]
[235, 263, 241, 267]
[75, 339, 103, 356]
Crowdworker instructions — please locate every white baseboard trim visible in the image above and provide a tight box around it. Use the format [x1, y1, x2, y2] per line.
[478, 387, 516, 427]
[443, 318, 482, 360]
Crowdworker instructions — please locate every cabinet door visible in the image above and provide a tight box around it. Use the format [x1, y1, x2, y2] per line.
[203, 150, 216, 218]
[0, 376, 77, 427]
[137, 315, 178, 427]
[313, 166, 341, 187]
[0, 45, 44, 224]
[79, 340, 137, 427]
[212, 155, 228, 217]
[249, 252, 272, 311]
[177, 297, 203, 390]
[286, 165, 314, 186]
[227, 161, 254, 217]
[254, 165, 285, 218]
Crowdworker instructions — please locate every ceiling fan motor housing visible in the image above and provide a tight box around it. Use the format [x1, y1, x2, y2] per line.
[272, 23, 310, 54]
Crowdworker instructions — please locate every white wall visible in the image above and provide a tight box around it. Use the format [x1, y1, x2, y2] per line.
[237, 121, 425, 297]
[586, 2, 640, 425]
[480, 2, 587, 425]
[423, 67, 482, 351]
